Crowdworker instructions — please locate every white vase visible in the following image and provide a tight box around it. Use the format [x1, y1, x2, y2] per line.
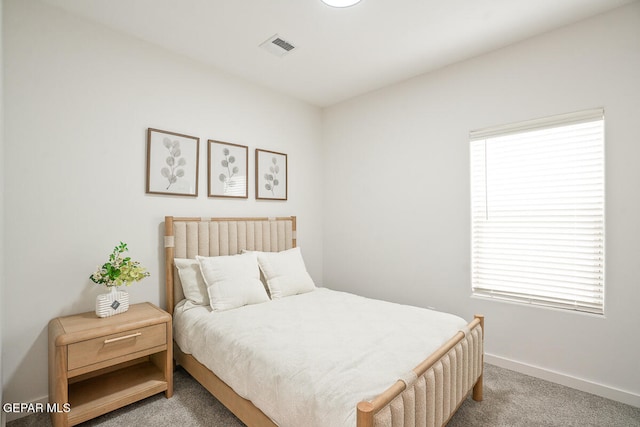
[95, 287, 130, 318]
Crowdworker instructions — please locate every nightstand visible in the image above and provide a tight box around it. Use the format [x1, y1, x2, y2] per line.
[48, 302, 173, 427]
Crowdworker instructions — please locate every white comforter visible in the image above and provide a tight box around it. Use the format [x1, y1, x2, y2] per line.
[174, 288, 467, 427]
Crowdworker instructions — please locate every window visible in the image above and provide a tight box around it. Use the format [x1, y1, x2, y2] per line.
[470, 109, 605, 314]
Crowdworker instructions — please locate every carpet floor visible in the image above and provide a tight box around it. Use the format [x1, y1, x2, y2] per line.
[8, 364, 640, 427]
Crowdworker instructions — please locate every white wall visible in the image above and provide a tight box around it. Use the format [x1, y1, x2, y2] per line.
[1, 0, 5, 424]
[323, 3, 640, 406]
[2, 0, 323, 408]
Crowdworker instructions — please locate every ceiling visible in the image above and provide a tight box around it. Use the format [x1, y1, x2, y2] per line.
[42, 0, 636, 107]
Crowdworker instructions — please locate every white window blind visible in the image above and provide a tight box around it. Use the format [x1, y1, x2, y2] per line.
[470, 109, 605, 314]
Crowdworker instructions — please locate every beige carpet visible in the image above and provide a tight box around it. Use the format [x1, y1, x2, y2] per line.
[8, 364, 640, 427]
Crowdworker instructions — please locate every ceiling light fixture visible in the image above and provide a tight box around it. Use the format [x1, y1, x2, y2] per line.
[321, 0, 362, 8]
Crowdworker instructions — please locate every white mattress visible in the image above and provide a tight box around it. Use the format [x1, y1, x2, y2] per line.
[173, 288, 468, 427]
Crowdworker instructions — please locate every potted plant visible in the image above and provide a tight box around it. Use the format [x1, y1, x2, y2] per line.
[90, 242, 150, 317]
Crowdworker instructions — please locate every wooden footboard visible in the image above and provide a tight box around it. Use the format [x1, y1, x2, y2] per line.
[357, 315, 484, 427]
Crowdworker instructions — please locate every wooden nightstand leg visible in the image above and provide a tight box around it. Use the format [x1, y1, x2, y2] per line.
[150, 323, 173, 398]
[151, 351, 173, 398]
[49, 320, 69, 427]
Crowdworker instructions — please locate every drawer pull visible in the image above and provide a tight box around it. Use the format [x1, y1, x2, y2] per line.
[104, 332, 142, 344]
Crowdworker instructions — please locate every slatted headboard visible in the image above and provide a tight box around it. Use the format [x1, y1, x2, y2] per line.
[164, 216, 297, 315]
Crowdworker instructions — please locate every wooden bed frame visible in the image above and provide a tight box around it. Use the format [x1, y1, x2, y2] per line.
[164, 215, 484, 427]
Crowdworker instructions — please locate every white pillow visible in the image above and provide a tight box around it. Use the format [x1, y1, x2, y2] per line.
[240, 249, 272, 298]
[174, 258, 209, 306]
[256, 247, 316, 299]
[197, 253, 269, 312]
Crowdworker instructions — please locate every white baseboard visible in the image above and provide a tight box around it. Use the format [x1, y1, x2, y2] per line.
[485, 353, 640, 408]
[3, 395, 49, 422]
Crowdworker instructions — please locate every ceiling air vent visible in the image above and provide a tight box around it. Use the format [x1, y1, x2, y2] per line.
[260, 34, 297, 57]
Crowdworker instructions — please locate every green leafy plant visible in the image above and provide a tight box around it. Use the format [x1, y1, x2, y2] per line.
[90, 242, 150, 288]
[160, 137, 186, 190]
[264, 157, 280, 195]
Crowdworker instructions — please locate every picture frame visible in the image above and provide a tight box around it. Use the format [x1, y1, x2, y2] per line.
[208, 140, 248, 198]
[146, 128, 199, 197]
[256, 149, 287, 200]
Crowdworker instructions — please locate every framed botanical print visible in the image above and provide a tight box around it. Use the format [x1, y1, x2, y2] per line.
[146, 128, 199, 196]
[208, 140, 248, 198]
[256, 149, 287, 200]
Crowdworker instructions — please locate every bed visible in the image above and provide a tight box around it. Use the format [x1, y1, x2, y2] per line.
[164, 215, 484, 427]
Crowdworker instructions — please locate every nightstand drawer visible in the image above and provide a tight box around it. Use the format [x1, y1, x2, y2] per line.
[67, 323, 166, 371]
